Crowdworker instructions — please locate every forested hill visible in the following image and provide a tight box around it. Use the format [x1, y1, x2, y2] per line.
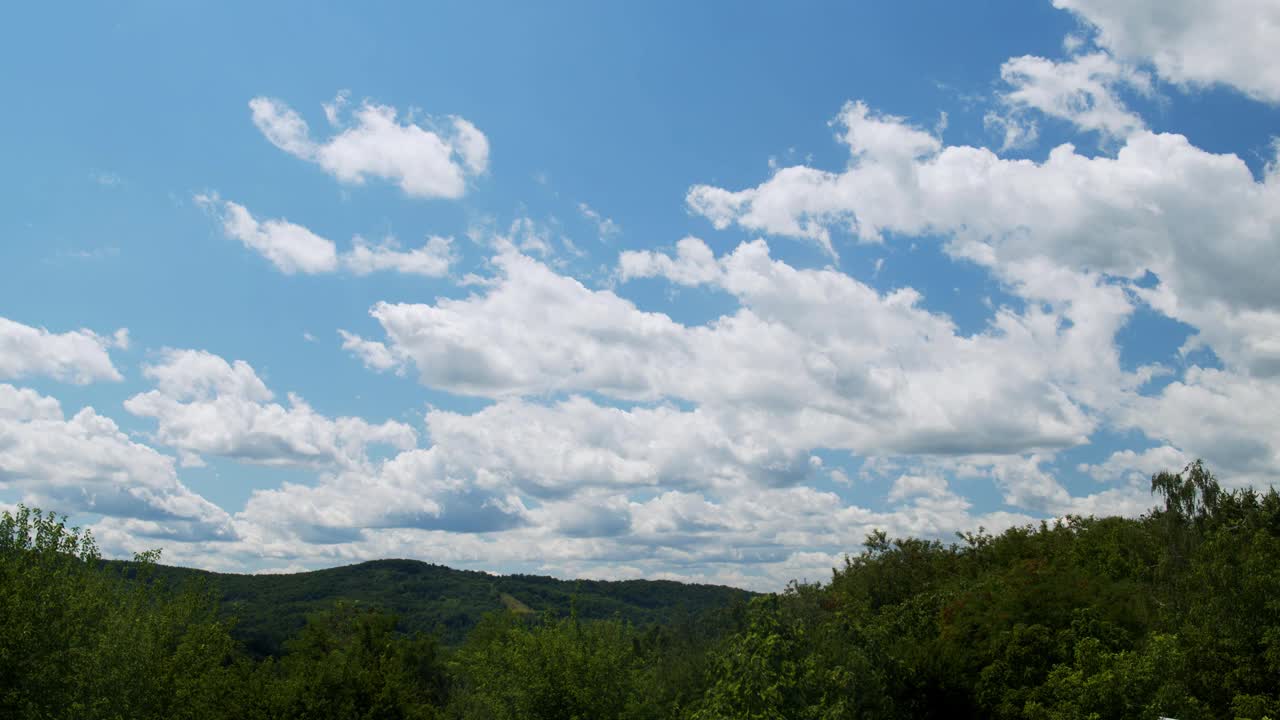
[105, 557, 754, 655]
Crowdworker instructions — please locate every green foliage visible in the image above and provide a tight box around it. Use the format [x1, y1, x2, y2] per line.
[250, 602, 449, 719]
[690, 460, 1280, 720]
[449, 611, 649, 720]
[692, 591, 890, 719]
[629, 602, 747, 718]
[0, 506, 240, 720]
[114, 557, 752, 656]
[1022, 633, 1211, 720]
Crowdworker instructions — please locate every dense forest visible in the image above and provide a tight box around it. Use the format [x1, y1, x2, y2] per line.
[108, 557, 753, 656]
[3, 460, 1279, 719]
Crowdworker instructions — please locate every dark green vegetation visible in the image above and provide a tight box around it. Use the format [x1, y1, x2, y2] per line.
[110, 557, 752, 656]
[4, 461, 1280, 719]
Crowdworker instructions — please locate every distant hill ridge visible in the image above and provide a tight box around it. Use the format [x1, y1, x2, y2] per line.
[107, 557, 754, 656]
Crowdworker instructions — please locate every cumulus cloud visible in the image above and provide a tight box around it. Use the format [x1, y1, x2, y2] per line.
[201, 197, 339, 274]
[192, 449, 1048, 590]
[0, 384, 234, 541]
[140, 379, 1100, 588]
[1053, 0, 1280, 103]
[1079, 445, 1189, 485]
[423, 396, 820, 496]
[227, 393, 816, 548]
[350, 238, 1151, 460]
[887, 473, 950, 502]
[1120, 367, 1280, 489]
[680, 95, 1280, 511]
[124, 349, 416, 469]
[0, 316, 126, 385]
[250, 95, 489, 199]
[275, 94, 1280, 584]
[686, 101, 1280, 379]
[618, 236, 721, 286]
[236, 446, 529, 544]
[346, 249, 689, 399]
[69, 35, 1280, 586]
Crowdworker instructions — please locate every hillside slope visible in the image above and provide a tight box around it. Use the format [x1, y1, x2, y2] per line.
[110, 558, 753, 655]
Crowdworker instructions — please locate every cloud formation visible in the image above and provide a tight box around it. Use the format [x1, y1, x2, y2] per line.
[993, 51, 1150, 142]
[124, 349, 416, 469]
[0, 384, 233, 541]
[15, 8, 1280, 590]
[344, 235, 456, 277]
[199, 198, 457, 278]
[1054, 0, 1280, 103]
[206, 198, 339, 275]
[686, 101, 1280, 378]
[681, 90, 1280, 516]
[251, 94, 489, 198]
[0, 316, 126, 385]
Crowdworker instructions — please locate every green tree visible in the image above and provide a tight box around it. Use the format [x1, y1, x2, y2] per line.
[449, 610, 646, 720]
[692, 591, 890, 720]
[0, 506, 241, 720]
[261, 601, 448, 719]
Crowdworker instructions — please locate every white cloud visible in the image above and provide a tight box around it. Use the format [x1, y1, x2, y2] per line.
[120, 377, 1116, 587]
[338, 330, 406, 374]
[352, 238, 1149, 460]
[203, 198, 458, 278]
[619, 236, 721, 286]
[347, 248, 689, 400]
[450, 117, 490, 175]
[1121, 367, 1280, 488]
[75, 46, 1280, 586]
[250, 95, 489, 199]
[343, 235, 456, 277]
[879, 453, 1158, 520]
[207, 199, 339, 274]
[227, 394, 820, 550]
[1079, 445, 1189, 485]
[0, 384, 234, 541]
[0, 316, 125, 385]
[995, 52, 1150, 141]
[124, 349, 416, 469]
[423, 396, 819, 496]
[887, 473, 950, 502]
[0, 384, 63, 421]
[236, 447, 530, 543]
[687, 101, 941, 257]
[686, 101, 1280, 379]
[679, 96, 1280, 515]
[1054, 0, 1280, 103]
[249, 97, 315, 157]
[187, 443, 1049, 589]
[243, 94, 1269, 585]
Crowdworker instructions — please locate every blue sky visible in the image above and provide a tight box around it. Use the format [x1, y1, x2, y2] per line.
[2, 0, 1279, 589]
